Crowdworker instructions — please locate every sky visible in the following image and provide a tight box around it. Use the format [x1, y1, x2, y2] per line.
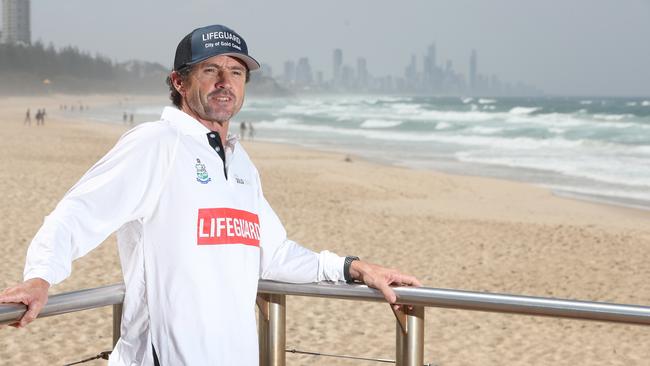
[18, 0, 650, 96]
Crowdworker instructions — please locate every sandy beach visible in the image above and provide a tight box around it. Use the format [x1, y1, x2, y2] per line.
[1, 95, 649, 365]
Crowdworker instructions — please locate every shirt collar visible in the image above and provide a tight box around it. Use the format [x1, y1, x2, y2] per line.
[161, 106, 239, 150]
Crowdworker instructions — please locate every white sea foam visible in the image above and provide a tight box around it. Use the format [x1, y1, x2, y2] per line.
[642, 101, 650, 106]
[391, 103, 423, 114]
[469, 126, 501, 134]
[360, 119, 403, 128]
[580, 100, 593, 105]
[509, 107, 541, 115]
[435, 122, 452, 130]
[626, 102, 638, 106]
[461, 97, 473, 104]
[478, 98, 497, 104]
[593, 113, 634, 121]
[457, 151, 650, 187]
[483, 105, 496, 110]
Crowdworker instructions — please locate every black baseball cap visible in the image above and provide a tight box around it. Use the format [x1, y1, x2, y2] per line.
[173, 24, 260, 71]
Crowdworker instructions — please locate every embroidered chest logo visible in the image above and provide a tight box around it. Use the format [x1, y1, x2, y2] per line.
[195, 158, 211, 184]
[234, 174, 249, 185]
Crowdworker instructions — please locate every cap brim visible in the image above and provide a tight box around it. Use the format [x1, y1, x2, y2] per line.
[221, 53, 261, 71]
[185, 52, 261, 71]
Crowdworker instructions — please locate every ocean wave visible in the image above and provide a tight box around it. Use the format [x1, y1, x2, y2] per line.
[626, 102, 638, 107]
[478, 98, 497, 104]
[642, 101, 650, 107]
[360, 119, 403, 128]
[592, 113, 635, 121]
[390, 103, 423, 114]
[254, 118, 584, 149]
[580, 100, 593, 105]
[509, 107, 541, 115]
[468, 126, 502, 134]
[435, 122, 452, 130]
[456, 152, 650, 188]
[461, 97, 473, 104]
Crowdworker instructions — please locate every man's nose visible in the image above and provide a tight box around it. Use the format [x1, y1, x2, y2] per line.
[214, 70, 232, 88]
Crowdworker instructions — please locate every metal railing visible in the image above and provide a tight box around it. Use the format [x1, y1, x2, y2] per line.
[2, 281, 650, 365]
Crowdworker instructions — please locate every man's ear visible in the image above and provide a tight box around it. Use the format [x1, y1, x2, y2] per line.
[170, 71, 185, 94]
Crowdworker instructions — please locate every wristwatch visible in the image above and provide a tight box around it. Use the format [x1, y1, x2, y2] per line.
[343, 256, 360, 283]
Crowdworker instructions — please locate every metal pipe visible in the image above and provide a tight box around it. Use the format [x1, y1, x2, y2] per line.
[113, 303, 123, 347]
[0, 283, 125, 326]
[257, 294, 286, 366]
[2, 281, 650, 327]
[258, 281, 650, 326]
[395, 306, 424, 366]
[257, 295, 270, 366]
[268, 294, 286, 366]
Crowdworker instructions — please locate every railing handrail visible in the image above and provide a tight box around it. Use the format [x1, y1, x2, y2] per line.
[2, 281, 650, 326]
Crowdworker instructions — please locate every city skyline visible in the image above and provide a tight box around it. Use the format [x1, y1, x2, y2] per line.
[274, 46, 540, 96]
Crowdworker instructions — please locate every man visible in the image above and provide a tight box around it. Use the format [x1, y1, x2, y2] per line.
[0, 24, 420, 365]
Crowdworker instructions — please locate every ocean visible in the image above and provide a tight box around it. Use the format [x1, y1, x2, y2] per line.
[82, 95, 650, 211]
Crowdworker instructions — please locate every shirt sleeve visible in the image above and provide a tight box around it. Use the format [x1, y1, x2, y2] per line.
[256, 172, 346, 283]
[23, 123, 177, 285]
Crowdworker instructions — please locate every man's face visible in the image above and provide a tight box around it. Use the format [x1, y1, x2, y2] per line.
[182, 55, 247, 124]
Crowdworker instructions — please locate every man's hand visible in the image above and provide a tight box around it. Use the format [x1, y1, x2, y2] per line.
[348, 260, 422, 309]
[0, 278, 50, 328]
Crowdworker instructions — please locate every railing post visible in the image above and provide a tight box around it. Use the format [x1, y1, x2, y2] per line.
[395, 306, 424, 366]
[112, 303, 123, 348]
[257, 294, 286, 366]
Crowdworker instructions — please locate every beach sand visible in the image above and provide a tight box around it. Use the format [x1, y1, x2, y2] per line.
[1, 95, 649, 365]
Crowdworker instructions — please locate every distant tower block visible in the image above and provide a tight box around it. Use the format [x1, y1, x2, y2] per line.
[470, 49, 477, 92]
[2, 0, 31, 45]
[332, 48, 342, 84]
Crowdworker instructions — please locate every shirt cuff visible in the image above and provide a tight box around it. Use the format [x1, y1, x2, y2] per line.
[317, 250, 346, 282]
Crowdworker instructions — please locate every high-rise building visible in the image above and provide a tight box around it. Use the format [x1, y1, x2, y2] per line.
[1, 0, 30, 45]
[283, 60, 296, 84]
[332, 48, 342, 83]
[295, 57, 313, 86]
[469, 49, 477, 91]
[356, 57, 368, 89]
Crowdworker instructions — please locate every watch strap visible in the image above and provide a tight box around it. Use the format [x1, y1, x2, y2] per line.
[343, 256, 360, 283]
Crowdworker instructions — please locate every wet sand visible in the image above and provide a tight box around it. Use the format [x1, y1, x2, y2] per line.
[1, 95, 649, 365]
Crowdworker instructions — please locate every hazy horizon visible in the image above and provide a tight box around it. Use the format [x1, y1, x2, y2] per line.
[8, 0, 650, 97]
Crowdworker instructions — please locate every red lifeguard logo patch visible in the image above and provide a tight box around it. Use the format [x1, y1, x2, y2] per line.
[197, 208, 260, 246]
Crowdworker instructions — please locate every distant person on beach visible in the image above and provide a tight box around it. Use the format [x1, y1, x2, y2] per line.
[129, 113, 134, 125]
[0, 24, 421, 366]
[24, 109, 31, 125]
[240, 120, 247, 139]
[35, 109, 46, 126]
[122, 112, 127, 123]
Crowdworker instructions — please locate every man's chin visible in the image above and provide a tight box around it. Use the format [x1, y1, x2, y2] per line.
[202, 110, 234, 123]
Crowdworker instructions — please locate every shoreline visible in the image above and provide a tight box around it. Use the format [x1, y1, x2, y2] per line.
[244, 136, 650, 215]
[41, 94, 650, 211]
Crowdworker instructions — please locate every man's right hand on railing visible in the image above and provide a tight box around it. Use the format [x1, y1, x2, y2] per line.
[0, 278, 50, 328]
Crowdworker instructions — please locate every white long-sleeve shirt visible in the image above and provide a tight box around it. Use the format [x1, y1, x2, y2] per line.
[23, 107, 346, 365]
